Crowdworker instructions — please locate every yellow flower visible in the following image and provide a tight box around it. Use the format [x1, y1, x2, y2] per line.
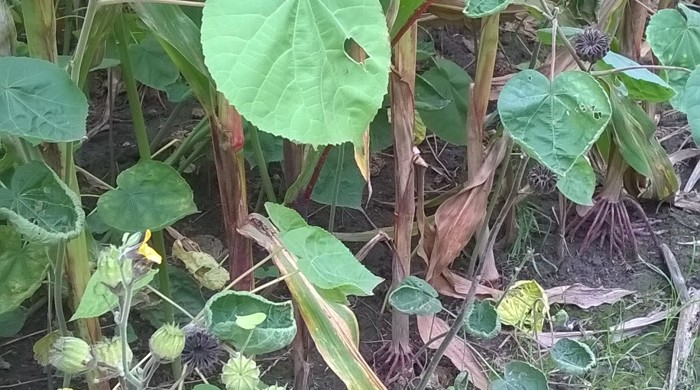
[137, 230, 162, 265]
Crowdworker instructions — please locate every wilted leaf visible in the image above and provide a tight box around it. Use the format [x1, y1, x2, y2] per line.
[201, 0, 390, 147]
[389, 276, 443, 316]
[72, 269, 158, 320]
[498, 70, 611, 176]
[0, 57, 87, 143]
[0, 161, 85, 244]
[497, 280, 549, 333]
[97, 160, 197, 232]
[0, 226, 50, 315]
[205, 290, 296, 355]
[33, 330, 61, 366]
[463, 300, 500, 339]
[551, 338, 596, 375]
[545, 284, 634, 308]
[172, 239, 229, 290]
[491, 361, 549, 390]
[598, 51, 675, 102]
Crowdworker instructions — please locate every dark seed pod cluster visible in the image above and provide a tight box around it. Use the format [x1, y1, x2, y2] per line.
[573, 28, 610, 63]
[181, 325, 224, 375]
[528, 164, 557, 194]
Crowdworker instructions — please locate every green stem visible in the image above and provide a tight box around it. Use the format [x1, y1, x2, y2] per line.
[53, 241, 69, 336]
[149, 93, 194, 153]
[62, 0, 74, 56]
[283, 147, 323, 205]
[164, 118, 209, 167]
[327, 145, 344, 233]
[248, 126, 277, 203]
[118, 282, 141, 387]
[177, 137, 211, 173]
[591, 65, 692, 77]
[70, 0, 100, 83]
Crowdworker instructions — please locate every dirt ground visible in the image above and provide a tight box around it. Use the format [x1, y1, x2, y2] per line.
[2, 25, 699, 390]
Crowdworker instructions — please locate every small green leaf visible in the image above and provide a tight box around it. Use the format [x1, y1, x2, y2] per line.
[254, 265, 280, 280]
[0, 306, 26, 337]
[129, 35, 180, 90]
[200, 0, 391, 147]
[598, 51, 675, 102]
[646, 4, 700, 111]
[235, 312, 267, 330]
[464, 0, 512, 18]
[205, 290, 296, 355]
[415, 74, 451, 111]
[265, 202, 308, 233]
[557, 156, 595, 206]
[0, 161, 85, 243]
[491, 361, 549, 390]
[551, 338, 596, 375]
[0, 226, 50, 315]
[97, 160, 197, 232]
[282, 226, 383, 298]
[683, 67, 700, 146]
[0, 57, 87, 142]
[463, 300, 500, 339]
[312, 143, 366, 209]
[418, 59, 471, 145]
[71, 269, 158, 320]
[388, 276, 443, 316]
[536, 27, 582, 45]
[498, 70, 612, 176]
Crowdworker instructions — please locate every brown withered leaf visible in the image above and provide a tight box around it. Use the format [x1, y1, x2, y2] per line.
[545, 284, 635, 309]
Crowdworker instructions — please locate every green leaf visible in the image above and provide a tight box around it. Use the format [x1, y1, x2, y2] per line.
[683, 67, 700, 146]
[265, 202, 308, 233]
[312, 143, 365, 209]
[200, 0, 391, 147]
[388, 276, 443, 316]
[491, 361, 549, 390]
[205, 290, 296, 355]
[556, 156, 595, 206]
[129, 35, 180, 91]
[551, 338, 596, 375]
[0, 161, 85, 244]
[193, 385, 221, 390]
[536, 27, 582, 45]
[415, 74, 451, 111]
[71, 269, 158, 320]
[418, 59, 471, 145]
[464, 0, 512, 18]
[96, 160, 197, 232]
[646, 4, 700, 111]
[0, 306, 27, 337]
[390, 0, 426, 38]
[598, 51, 675, 103]
[370, 108, 393, 152]
[282, 226, 382, 297]
[463, 300, 500, 339]
[0, 57, 87, 143]
[243, 123, 283, 169]
[498, 70, 612, 176]
[235, 312, 267, 330]
[142, 266, 206, 327]
[164, 80, 191, 103]
[0, 226, 50, 315]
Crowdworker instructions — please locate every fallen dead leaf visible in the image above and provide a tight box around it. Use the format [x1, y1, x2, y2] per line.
[544, 284, 635, 309]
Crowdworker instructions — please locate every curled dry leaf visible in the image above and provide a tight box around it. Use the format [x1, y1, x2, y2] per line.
[172, 239, 229, 291]
[544, 284, 635, 309]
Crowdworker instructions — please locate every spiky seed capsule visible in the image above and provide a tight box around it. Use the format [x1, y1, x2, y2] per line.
[49, 337, 95, 375]
[150, 324, 185, 362]
[528, 164, 557, 194]
[573, 28, 610, 63]
[97, 246, 132, 289]
[181, 325, 224, 374]
[221, 354, 260, 390]
[93, 337, 131, 378]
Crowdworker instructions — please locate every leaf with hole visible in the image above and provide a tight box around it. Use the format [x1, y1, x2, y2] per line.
[551, 338, 596, 375]
[598, 51, 675, 103]
[557, 156, 595, 206]
[200, 0, 391, 147]
[0, 161, 85, 244]
[388, 276, 443, 316]
[96, 160, 197, 232]
[464, 0, 512, 18]
[129, 35, 180, 91]
[646, 4, 700, 111]
[0, 57, 87, 143]
[0, 226, 50, 315]
[205, 290, 296, 355]
[418, 58, 471, 145]
[498, 70, 611, 176]
[462, 300, 500, 339]
[491, 361, 549, 390]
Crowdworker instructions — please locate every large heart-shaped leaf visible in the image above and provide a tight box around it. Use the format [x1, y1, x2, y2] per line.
[464, 0, 512, 18]
[96, 160, 197, 232]
[200, 0, 391, 147]
[463, 300, 500, 339]
[491, 361, 549, 390]
[557, 156, 595, 206]
[0, 226, 50, 315]
[312, 143, 365, 209]
[204, 290, 296, 355]
[598, 51, 675, 103]
[128, 35, 180, 91]
[646, 4, 700, 111]
[498, 70, 611, 176]
[0, 57, 87, 143]
[683, 67, 700, 146]
[551, 338, 596, 375]
[0, 161, 85, 244]
[389, 276, 443, 316]
[418, 59, 471, 145]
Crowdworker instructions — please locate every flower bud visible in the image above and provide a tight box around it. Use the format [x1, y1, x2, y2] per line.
[93, 337, 131, 371]
[149, 324, 185, 362]
[97, 246, 132, 289]
[49, 337, 95, 375]
[221, 355, 260, 390]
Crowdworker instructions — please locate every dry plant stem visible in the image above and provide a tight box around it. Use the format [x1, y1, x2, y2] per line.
[282, 140, 303, 189]
[211, 99, 253, 290]
[377, 22, 418, 384]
